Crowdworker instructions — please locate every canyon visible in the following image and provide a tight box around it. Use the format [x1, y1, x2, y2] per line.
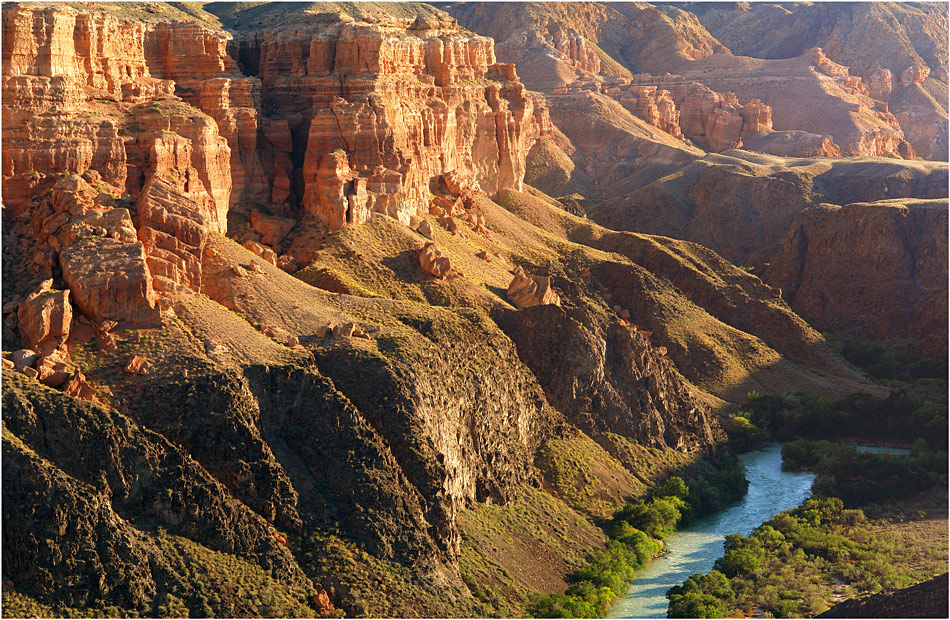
[1, 2, 947, 619]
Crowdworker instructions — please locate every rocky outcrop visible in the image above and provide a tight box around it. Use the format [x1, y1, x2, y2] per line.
[245, 16, 551, 227]
[17, 281, 71, 355]
[144, 21, 268, 207]
[764, 198, 948, 356]
[868, 68, 894, 100]
[506, 266, 561, 309]
[496, 304, 716, 450]
[137, 177, 209, 292]
[673, 52, 911, 158]
[418, 242, 452, 279]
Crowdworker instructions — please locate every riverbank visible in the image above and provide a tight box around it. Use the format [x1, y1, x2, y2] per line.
[666, 487, 948, 618]
[608, 444, 814, 618]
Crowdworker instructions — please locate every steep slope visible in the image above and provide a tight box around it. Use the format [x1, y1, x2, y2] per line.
[1, 2, 942, 618]
[442, 1, 729, 89]
[689, 2, 949, 84]
[588, 151, 948, 354]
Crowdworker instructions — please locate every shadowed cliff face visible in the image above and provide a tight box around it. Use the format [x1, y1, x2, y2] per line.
[1, 2, 945, 618]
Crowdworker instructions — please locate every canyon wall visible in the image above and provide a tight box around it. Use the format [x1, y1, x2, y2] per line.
[240, 14, 551, 228]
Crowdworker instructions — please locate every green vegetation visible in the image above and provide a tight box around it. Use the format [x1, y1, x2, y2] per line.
[827, 335, 947, 383]
[782, 440, 947, 507]
[528, 476, 706, 618]
[743, 388, 947, 449]
[155, 531, 315, 618]
[668, 497, 932, 618]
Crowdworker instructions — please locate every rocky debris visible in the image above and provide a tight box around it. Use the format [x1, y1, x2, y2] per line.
[249, 261, 267, 275]
[36, 352, 71, 388]
[60, 236, 160, 327]
[332, 322, 356, 338]
[899, 65, 931, 86]
[506, 266, 561, 309]
[11, 349, 38, 371]
[438, 216, 459, 234]
[417, 219, 434, 240]
[250, 209, 295, 246]
[17, 281, 72, 355]
[313, 589, 336, 616]
[476, 250, 490, 261]
[62, 371, 100, 403]
[277, 255, 298, 273]
[124, 356, 153, 376]
[243, 240, 278, 266]
[20, 366, 39, 380]
[95, 322, 119, 354]
[231, 265, 248, 278]
[418, 243, 453, 279]
[2, 358, 14, 371]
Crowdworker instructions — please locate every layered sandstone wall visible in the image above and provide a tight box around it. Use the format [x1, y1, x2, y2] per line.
[245, 16, 552, 228]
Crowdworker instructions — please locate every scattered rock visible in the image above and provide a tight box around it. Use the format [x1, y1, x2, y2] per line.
[418, 242, 452, 279]
[332, 322, 356, 338]
[124, 356, 153, 376]
[277, 254, 299, 273]
[438, 216, 458, 233]
[2, 358, 14, 371]
[243, 240, 278, 266]
[63, 371, 100, 403]
[476, 250, 490, 261]
[17, 281, 72, 355]
[21, 366, 39, 380]
[417, 219, 434, 240]
[231, 265, 247, 277]
[12, 349, 38, 370]
[250, 209, 295, 246]
[507, 266, 561, 309]
[249, 261, 266, 275]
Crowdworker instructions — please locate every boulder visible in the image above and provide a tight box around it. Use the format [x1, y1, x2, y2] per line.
[277, 255, 299, 273]
[313, 590, 335, 616]
[250, 210, 295, 246]
[60, 236, 160, 326]
[11, 349, 38, 370]
[63, 371, 101, 403]
[506, 266, 561, 309]
[124, 356, 153, 376]
[418, 243, 452, 279]
[17, 282, 72, 354]
[417, 219, 434, 240]
[36, 354, 71, 388]
[243, 240, 278, 266]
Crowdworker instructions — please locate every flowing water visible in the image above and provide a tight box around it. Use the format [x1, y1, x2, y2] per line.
[608, 444, 816, 619]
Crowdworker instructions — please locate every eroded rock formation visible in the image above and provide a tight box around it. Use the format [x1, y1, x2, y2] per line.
[245, 15, 552, 226]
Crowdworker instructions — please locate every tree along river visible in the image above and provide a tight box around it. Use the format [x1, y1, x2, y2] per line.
[608, 442, 912, 618]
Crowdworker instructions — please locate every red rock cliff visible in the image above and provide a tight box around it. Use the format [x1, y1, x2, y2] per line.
[246, 14, 552, 228]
